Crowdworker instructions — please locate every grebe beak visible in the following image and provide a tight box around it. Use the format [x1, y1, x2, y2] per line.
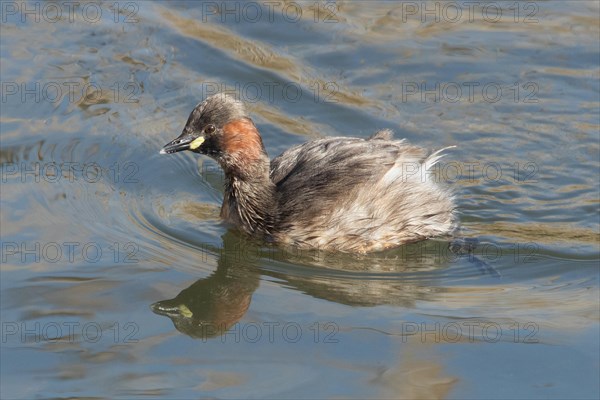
[150, 301, 193, 318]
[160, 133, 205, 154]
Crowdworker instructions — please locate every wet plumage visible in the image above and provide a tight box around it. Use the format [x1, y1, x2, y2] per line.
[161, 93, 457, 253]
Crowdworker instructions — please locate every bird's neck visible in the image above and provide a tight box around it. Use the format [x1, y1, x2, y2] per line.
[220, 154, 276, 236]
[217, 118, 276, 236]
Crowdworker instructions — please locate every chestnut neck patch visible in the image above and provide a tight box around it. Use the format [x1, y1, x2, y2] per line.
[221, 118, 267, 164]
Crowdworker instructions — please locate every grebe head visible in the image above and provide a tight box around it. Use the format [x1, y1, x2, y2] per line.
[160, 93, 275, 233]
[160, 93, 252, 154]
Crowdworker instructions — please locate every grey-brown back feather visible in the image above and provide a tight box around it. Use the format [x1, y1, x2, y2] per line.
[269, 130, 456, 252]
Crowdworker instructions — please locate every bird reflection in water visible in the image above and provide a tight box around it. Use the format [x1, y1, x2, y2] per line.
[151, 231, 497, 340]
[151, 234, 260, 339]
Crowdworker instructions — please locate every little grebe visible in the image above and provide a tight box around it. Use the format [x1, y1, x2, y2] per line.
[160, 93, 457, 253]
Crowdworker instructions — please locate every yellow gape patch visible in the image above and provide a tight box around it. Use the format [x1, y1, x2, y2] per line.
[189, 136, 205, 150]
[178, 304, 193, 318]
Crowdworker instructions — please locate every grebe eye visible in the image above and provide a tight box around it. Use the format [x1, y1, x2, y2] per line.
[205, 124, 216, 134]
